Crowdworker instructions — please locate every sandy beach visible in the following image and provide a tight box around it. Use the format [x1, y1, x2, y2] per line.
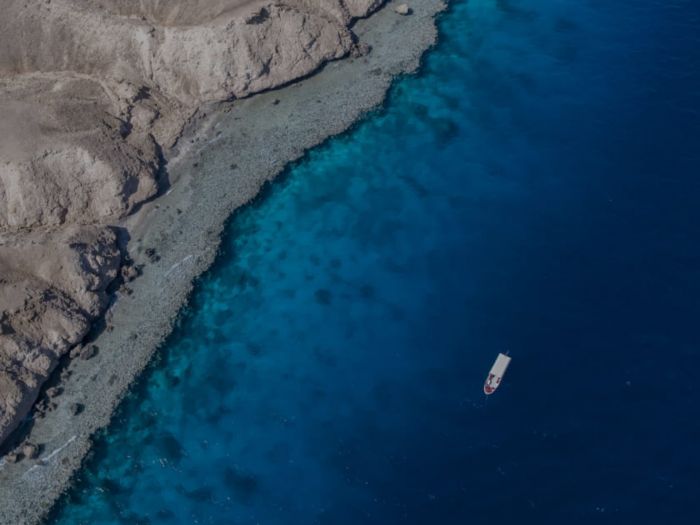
[0, 1, 445, 523]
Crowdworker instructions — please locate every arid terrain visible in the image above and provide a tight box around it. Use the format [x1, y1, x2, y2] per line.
[0, 0, 385, 449]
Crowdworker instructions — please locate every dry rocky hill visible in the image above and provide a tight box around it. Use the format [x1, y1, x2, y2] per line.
[0, 0, 383, 448]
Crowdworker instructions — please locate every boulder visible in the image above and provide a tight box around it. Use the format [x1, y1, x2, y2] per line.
[351, 42, 372, 58]
[79, 345, 98, 361]
[22, 443, 39, 460]
[394, 3, 412, 15]
[46, 386, 63, 399]
[121, 264, 139, 282]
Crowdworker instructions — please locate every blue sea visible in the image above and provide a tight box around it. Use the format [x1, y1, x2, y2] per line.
[51, 0, 700, 523]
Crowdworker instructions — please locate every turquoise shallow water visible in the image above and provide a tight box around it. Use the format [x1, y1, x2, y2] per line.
[52, 0, 700, 523]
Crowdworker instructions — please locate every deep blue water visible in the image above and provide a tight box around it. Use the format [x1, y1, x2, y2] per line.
[51, 0, 700, 523]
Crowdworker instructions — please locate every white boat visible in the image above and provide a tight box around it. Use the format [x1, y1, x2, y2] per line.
[483, 353, 511, 395]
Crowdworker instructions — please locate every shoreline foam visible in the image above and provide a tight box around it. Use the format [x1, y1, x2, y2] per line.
[0, 2, 446, 523]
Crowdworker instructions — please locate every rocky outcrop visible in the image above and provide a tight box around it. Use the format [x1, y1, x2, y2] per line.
[0, 227, 120, 444]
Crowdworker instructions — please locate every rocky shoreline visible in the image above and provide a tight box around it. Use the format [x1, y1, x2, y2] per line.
[0, 0, 387, 449]
[0, 1, 446, 523]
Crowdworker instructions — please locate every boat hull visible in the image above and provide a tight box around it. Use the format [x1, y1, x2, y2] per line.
[483, 353, 511, 395]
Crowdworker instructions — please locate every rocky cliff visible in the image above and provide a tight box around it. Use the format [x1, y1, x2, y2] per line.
[0, 227, 121, 445]
[0, 0, 384, 446]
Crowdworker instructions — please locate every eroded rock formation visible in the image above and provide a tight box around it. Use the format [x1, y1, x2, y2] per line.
[0, 227, 120, 444]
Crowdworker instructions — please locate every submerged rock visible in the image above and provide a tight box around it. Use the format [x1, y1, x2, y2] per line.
[145, 248, 161, 263]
